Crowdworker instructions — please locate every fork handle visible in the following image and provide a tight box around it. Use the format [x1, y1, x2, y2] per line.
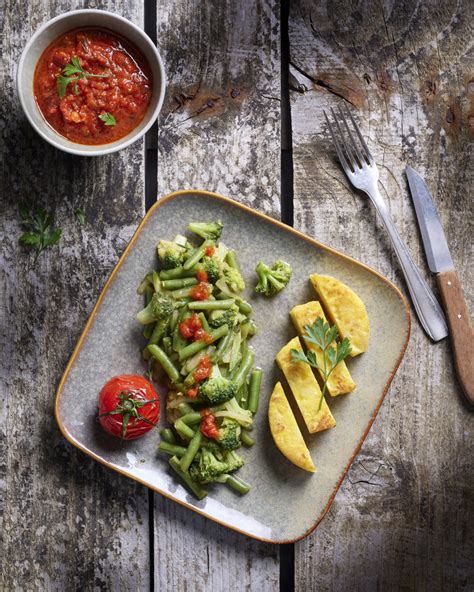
[367, 187, 448, 342]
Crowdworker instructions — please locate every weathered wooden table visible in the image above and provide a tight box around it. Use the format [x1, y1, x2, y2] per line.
[2, 1, 472, 590]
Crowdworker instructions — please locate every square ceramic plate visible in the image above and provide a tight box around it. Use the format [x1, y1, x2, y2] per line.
[55, 190, 410, 543]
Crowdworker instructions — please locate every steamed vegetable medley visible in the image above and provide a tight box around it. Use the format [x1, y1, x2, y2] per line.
[137, 221, 263, 499]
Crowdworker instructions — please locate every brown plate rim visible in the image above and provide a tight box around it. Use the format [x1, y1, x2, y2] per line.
[54, 189, 411, 544]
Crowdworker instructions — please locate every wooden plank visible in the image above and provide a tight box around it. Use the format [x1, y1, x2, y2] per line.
[289, 1, 474, 590]
[152, 1, 281, 589]
[0, 2, 150, 590]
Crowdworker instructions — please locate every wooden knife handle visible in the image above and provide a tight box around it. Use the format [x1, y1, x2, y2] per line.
[437, 269, 474, 407]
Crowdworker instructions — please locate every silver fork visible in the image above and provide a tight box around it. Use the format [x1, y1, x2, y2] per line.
[324, 105, 448, 342]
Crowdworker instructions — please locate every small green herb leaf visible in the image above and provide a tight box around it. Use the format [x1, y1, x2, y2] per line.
[99, 112, 117, 126]
[57, 56, 110, 98]
[18, 204, 62, 259]
[19, 232, 41, 246]
[57, 75, 77, 99]
[43, 228, 62, 247]
[291, 317, 352, 411]
[290, 349, 309, 365]
[75, 208, 86, 226]
[63, 56, 83, 76]
[19, 204, 30, 221]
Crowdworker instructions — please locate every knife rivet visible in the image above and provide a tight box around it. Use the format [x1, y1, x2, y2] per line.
[447, 281, 452, 286]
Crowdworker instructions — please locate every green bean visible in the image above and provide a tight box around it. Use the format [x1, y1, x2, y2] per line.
[169, 309, 179, 332]
[198, 312, 210, 332]
[241, 319, 257, 340]
[159, 265, 199, 280]
[144, 285, 153, 304]
[237, 300, 252, 315]
[173, 309, 190, 351]
[162, 336, 172, 356]
[174, 419, 195, 440]
[137, 274, 153, 295]
[180, 430, 203, 471]
[184, 240, 213, 270]
[237, 380, 249, 407]
[143, 322, 155, 340]
[148, 344, 180, 382]
[225, 250, 240, 271]
[240, 429, 255, 447]
[178, 325, 229, 361]
[214, 330, 233, 362]
[148, 319, 168, 345]
[216, 292, 252, 315]
[170, 286, 195, 299]
[158, 442, 187, 457]
[232, 348, 255, 389]
[161, 277, 198, 290]
[178, 402, 194, 416]
[169, 456, 207, 500]
[152, 270, 161, 292]
[224, 474, 251, 495]
[189, 299, 235, 311]
[180, 412, 202, 426]
[248, 368, 263, 414]
[159, 428, 176, 444]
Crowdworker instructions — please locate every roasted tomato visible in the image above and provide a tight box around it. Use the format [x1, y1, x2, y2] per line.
[98, 374, 160, 440]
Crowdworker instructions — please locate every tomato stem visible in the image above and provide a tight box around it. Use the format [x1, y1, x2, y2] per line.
[99, 390, 160, 439]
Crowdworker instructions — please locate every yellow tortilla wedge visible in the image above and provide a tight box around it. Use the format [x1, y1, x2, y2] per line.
[310, 274, 369, 356]
[290, 301, 356, 396]
[268, 382, 316, 473]
[276, 337, 336, 433]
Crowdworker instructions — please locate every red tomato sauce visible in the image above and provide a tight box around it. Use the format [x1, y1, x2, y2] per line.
[179, 314, 212, 343]
[193, 356, 213, 382]
[179, 314, 202, 340]
[200, 409, 219, 439]
[196, 269, 208, 283]
[190, 282, 210, 301]
[33, 28, 152, 145]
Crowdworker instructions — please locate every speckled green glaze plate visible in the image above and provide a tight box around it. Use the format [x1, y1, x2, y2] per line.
[55, 190, 410, 543]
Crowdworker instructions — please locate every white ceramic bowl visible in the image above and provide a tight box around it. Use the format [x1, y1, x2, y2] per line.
[17, 9, 166, 156]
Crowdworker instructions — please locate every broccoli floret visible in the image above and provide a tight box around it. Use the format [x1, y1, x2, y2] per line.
[157, 239, 186, 269]
[216, 418, 241, 450]
[222, 263, 245, 293]
[223, 449, 245, 472]
[202, 439, 224, 458]
[188, 221, 223, 241]
[208, 305, 239, 329]
[189, 447, 228, 484]
[200, 365, 237, 405]
[214, 397, 253, 428]
[198, 256, 220, 283]
[137, 292, 174, 325]
[254, 260, 292, 297]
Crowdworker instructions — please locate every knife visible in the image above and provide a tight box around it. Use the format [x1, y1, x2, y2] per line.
[406, 165, 474, 406]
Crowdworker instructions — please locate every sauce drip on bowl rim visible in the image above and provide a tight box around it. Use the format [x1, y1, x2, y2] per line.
[33, 28, 152, 145]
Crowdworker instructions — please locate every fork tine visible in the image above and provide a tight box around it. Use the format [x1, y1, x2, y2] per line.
[338, 105, 365, 167]
[344, 104, 374, 164]
[324, 110, 352, 173]
[331, 107, 359, 172]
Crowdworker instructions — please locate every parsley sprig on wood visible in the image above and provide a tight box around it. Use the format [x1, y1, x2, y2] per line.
[18, 204, 62, 259]
[291, 317, 352, 411]
[57, 56, 110, 99]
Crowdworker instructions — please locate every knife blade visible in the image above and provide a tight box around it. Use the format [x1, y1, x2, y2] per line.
[406, 165, 474, 407]
[406, 166, 454, 272]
